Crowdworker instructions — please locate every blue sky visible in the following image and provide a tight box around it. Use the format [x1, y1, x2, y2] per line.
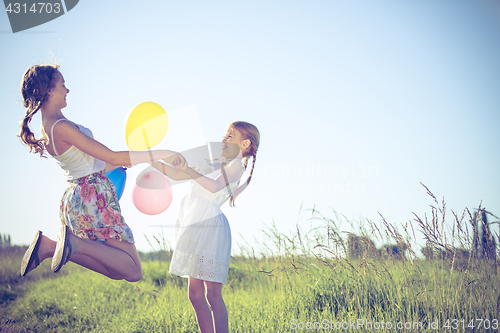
[1, 0, 499, 254]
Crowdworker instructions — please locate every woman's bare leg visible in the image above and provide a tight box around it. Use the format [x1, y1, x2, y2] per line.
[188, 277, 214, 333]
[205, 281, 228, 333]
[68, 235, 142, 282]
[32, 235, 118, 278]
[27, 233, 142, 282]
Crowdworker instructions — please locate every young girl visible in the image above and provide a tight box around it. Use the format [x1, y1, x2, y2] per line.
[19, 64, 180, 281]
[151, 121, 260, 333]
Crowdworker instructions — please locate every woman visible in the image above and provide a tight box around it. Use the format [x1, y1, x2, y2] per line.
[19, 64, 178, 281]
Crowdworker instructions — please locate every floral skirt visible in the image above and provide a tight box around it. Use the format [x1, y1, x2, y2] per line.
[59, 170, 134, 244]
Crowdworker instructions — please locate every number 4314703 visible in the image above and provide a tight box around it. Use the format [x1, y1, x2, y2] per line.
[5, 2, 62, 14]
[443, 319, 498, 330]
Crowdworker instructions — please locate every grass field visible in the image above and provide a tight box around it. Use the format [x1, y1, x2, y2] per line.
[1, 192, 499, 332]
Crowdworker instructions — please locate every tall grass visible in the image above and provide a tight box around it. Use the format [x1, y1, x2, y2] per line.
[1, 185, 499, 332]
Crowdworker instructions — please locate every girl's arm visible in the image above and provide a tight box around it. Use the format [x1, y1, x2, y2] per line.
[150, 161, 190, 181]
[54, 121, 178, 167]
[176, 157, 244, 193]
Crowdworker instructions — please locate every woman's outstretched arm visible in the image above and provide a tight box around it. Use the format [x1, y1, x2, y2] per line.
[53, 120, 178, 167]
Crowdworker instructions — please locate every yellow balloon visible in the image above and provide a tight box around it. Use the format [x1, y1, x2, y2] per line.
[125, 102, 169, 151]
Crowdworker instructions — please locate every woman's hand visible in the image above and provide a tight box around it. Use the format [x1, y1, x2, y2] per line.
[171, 154, 188, 172]
[163, 152, 181, 165]
[163, 153, 186, 168]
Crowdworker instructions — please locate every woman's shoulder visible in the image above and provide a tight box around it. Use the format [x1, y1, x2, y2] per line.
[42, 118, 73, 139]
[43, 119, 78, 157]
[51, 118, 78, 130]
[51, 119, 83, 135]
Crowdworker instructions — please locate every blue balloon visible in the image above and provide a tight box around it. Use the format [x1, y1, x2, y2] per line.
[106, 167, 127, 200]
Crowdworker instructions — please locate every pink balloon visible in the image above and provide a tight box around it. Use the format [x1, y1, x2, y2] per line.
[132, 171, 173, 215]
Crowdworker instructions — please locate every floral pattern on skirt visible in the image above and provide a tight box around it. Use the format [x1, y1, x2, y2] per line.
[59, 170, 134, 244]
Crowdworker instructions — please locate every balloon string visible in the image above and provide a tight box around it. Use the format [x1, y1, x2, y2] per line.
[141, 124, 155, 163]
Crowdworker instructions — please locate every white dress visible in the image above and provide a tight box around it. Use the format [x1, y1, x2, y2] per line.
[169, 159, 244, 284]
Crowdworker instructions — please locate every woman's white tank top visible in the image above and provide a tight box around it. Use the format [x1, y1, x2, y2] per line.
[50, 119, 106, 180]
